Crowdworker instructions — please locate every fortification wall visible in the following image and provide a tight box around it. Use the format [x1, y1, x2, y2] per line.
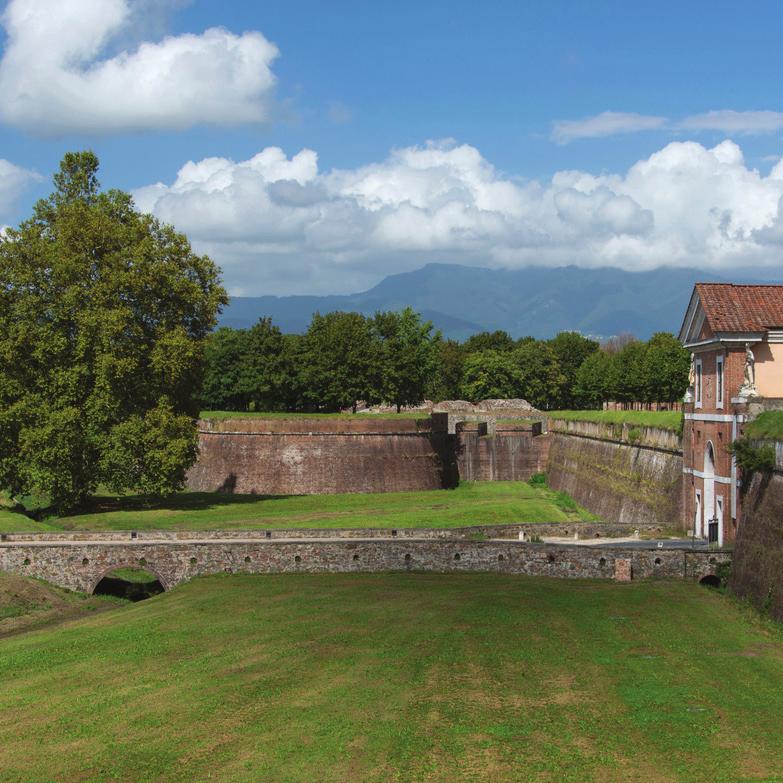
[0, 536, 729, 593]
[546, 420, 684, 529]
[186, 417, 457, 495]
[731, 458, 783, 621]
[457, 424, 549, 481]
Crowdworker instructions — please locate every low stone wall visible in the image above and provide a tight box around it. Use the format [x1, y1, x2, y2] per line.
[457, 423, 549, 481]
[0, 536, 729, 593]
[546, 426, 684, 529]
[0, 521, 668, 543]
[731, 464, 783, 621]
[186, 417, 457, 495]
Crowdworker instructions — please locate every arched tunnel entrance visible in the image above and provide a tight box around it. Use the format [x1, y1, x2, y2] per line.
[93, 568, 165, 602]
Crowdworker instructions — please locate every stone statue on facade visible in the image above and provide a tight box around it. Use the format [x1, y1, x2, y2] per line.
[739, 342, 759, 398]
[683, 353, 695, 403]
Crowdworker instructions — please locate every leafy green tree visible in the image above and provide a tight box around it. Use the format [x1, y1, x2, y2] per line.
[574, 350, 614, 408]
[512, 341, 567, 410]
[0, 151, 226, 510]
[299, 311, 379, 412]
[460, 350, 523, 402]
[373, 308, 439, 412]
[426, 338, 465, 401]
[463, 330, 515, 354]
[612, 340, 648, 403]
[200, 328, 248, 411]
[641, 332, 690, 403]
[548, 331, 599, 407]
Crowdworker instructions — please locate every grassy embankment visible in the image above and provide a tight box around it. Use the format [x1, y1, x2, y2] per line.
[548, 409, 683, 432]
[0, 571, 118, 637]
[0, 573, 782, 782]
[0, 481, 595, 532]
[744, 410, 783, 441]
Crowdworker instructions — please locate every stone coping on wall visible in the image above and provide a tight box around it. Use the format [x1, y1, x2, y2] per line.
[198, 418, 433, 435]
[0, 521, 671, 544]
[548, 418, 682, 453]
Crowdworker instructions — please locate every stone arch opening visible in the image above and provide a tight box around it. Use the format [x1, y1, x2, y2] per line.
[91, 564, 168, 601]
[699, 574, 721, 589]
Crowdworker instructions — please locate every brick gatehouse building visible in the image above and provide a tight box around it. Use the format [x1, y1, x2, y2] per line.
[679, 283, 783, 545]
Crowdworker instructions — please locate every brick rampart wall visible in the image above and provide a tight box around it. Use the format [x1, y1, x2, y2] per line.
[186, 418, 457, 495]
[546, 429, 684, 529]
[0, 537, 730, 594]
[731, 465, 783, 621]
[457, 424, 549, 481]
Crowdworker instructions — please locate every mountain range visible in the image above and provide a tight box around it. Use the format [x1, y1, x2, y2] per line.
[218, 263, 777, 341]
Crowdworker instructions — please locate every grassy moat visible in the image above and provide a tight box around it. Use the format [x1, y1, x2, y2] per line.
[1, 573, 782, 782]
[0, 481, 595, 532]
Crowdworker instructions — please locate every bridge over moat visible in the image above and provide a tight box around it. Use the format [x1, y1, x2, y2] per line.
[0, 529, 731, 593]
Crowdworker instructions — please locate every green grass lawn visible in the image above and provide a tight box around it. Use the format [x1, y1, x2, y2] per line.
[44, 481, 594, 532]
[0, 573, 781, 782]
[549, 409, 683, 432]
[745, 410, 783, 441]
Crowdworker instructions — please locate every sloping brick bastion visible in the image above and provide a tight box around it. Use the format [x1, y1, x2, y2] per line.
[0, 531, 729, 594]
[729, 442, 783, 621]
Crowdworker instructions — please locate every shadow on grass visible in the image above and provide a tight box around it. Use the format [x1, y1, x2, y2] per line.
[73, 491, 297, 516]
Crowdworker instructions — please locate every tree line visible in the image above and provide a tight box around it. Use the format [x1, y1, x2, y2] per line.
[201, 315, 691, 413]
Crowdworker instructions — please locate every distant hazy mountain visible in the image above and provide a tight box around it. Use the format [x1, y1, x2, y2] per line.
[219, 263, 745, 340]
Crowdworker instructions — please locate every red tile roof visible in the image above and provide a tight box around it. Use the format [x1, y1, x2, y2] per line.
[696, 283, 783, 333]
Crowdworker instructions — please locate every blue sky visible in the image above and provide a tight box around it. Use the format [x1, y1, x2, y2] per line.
[2, 0, 783, 295]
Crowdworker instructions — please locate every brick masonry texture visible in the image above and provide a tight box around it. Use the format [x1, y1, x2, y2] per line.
[186, 417, 545, 495]
[0, 537, 730, 594]
[730, 469, 783, 621]
[457, 424, 549, 481]
[546, 432, 685, 529]
[186, 417, 457, 494]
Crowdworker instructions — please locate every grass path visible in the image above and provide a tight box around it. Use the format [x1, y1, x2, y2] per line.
[0, 574, 781, 782]
[7, 481, 596, 532]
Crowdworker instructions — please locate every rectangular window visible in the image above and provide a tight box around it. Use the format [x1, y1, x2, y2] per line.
[716, 355, 724, 408]
[695, 359, 703, 408]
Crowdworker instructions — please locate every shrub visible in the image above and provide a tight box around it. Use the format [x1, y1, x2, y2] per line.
[627, 427, 641, 444]
[527, 472, 548, 488]
[728, 439, 776, 474]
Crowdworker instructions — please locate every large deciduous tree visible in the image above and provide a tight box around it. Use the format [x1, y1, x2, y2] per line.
[299, 311, 379, 412]
[373, 308, 439, 412]
[0, 152, 227, 510]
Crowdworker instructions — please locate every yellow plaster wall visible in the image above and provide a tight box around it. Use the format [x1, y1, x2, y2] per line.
[755, 342, 783, 397]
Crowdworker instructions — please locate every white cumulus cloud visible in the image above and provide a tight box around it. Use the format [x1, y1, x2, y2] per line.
[551, 111, 668, 143]
[0, 159, 41, 219]
[0, 0, 279, 134]
[133, 138, 783, 295]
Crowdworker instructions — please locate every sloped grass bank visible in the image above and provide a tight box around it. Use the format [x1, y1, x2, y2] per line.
[0, 574, 782, 782]
[744, 410, 783, 441]
[549, 409, 682, 432]
[18, 482, 595, 532]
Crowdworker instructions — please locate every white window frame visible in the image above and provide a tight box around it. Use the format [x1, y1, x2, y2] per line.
[716, 355, 724, 409]
[695, 358, 703, 409]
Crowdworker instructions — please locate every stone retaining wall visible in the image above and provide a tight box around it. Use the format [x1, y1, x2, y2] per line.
[0, 537, 730, 594]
